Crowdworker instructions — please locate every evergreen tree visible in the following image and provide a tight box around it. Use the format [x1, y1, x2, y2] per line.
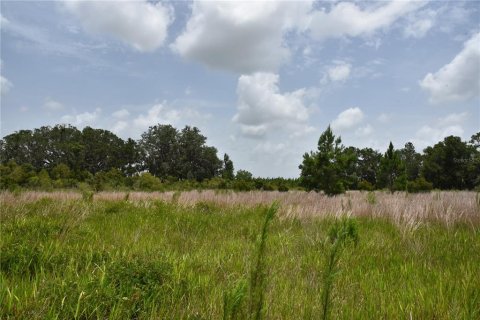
[378, 142, 406, 192]
[299, 126, 346, 196]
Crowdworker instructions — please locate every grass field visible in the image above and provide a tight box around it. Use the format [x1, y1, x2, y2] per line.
[1, 191, 479, 319]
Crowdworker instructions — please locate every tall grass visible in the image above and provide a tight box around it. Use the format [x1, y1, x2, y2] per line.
[1, 197, 479, 318]
[249, 203, 278, 320]
[321, 218, 358, 320]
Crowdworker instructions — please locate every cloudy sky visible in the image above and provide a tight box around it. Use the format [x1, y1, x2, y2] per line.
[1, 0, 479, 177]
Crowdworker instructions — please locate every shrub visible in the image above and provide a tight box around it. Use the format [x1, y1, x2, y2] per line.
[358, 180, 374, 191]
[133, 173, 163, 191]
[407, 177, 433, 193]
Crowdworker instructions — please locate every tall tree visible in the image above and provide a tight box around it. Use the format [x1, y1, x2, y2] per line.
[422, 136, 476, 189]
[222, 153, 235, 180]
[399, 142, 422, 181]
[378, 142, 406, 192]
[299, 126, 346, 195]
[139, 124, 179, 178]
[356, 147, 382, 187]
[82, 127, 125, 174]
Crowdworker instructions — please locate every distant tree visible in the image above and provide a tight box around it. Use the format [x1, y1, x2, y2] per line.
[139, 124, 180, 179]
[422, 136, 477, 189]
[378, 142, 406, 193]
[356, 147, 382, 187]
[399, 142, 422, 181]
[222, 153, 235, 180]
[82, 127, 125, 174]
[236, 169, 253, 181]
[177, 126, 222, 181]
[121, 138, 141, 176]
[299, 126, 346, 196]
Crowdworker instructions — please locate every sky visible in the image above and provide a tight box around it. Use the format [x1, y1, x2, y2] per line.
[0, 0, 479, 178]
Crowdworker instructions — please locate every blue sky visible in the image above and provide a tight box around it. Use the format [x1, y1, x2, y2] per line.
[1, 0, 479, 177]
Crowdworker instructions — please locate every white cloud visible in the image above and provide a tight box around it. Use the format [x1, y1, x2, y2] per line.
[404, 19, 433, 38]
[63, 0, 173, 52]
[112, 109, 130, 119]
[414, 112, 468, 148]
[0, 75, 12, 96]
[327, 62, 351, 82]
[61, 108, 101, 127]
[331, 107, 364, 131]
[0, 60, 12, 96]
[309, 1, 424, 40]
[233, 72, 310, 138]
[44, 98, 64, 111]
[420, 32, 480, 104]
[111, 120, 128, 134]
[355, 124, 374, 137]
[133, 103, 180, 129]
[172, 1, 312, 73]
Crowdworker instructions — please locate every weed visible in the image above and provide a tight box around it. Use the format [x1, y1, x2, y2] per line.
[366, 191, 376, 205]
[223, 279, 248, 320]
[321, 218, 359, 320]
[249, 202, 278, 320]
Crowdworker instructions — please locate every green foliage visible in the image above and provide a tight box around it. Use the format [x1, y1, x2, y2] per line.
[321, 218, 359, 320]
[133, 172, 163, 191]
[249, 203, 278, 320]
[378, 142, 407, 193]
[407, 177, 434, 193]
[366, 191, 377, 205]
[223, 280, 248, 320]
[1, 198, 479, 318]
[222, 153, 235, 180]
[423, 135, 478, 190]
[299, 126, 347, 195]
[358, 180, 374, 191]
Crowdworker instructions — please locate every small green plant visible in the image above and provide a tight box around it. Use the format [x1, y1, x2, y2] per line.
[249, 202, 278, 320]
[366, 191, 376, 205]
[124, 192, 130, 201]
[81, 190, 94, 202]
[321, 218, 359, 320]
[223, 279, 248, 320]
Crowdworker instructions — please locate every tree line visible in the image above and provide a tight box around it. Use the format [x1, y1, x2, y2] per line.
[0, 124, 296, 192]
[1, 123, 478, 194]
[299, 126, 480, 195]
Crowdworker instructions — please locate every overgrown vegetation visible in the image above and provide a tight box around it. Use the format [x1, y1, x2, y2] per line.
[1, 197, 479, 319]
[1, 124, 479, 194]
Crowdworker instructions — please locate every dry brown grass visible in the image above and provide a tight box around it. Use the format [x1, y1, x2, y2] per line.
[1, 190, 478, 228]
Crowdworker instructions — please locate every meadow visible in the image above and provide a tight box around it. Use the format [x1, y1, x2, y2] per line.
[1, 190, 479, 319]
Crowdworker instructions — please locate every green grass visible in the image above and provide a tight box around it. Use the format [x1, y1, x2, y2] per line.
[1, 198, 479, 319]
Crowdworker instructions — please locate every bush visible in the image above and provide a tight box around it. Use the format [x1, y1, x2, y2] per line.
[407, 177, 433, 193]
[133, 173, 163, 191]
[358, 180, 374, 191]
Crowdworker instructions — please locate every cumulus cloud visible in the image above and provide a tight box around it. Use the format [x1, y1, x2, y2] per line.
[403, 9, 436, 39]
[43, 98, 64, 111]
[112, 109, 130, 119]
[326, 61, 351, 82]
[420, 32, 480, 104]
[111, 120, 128, 134]
[233, 72, 310, 138]
[132, 102, 210, 131]
[414, 112, 468, 148]
[133, 103, 180, 129]
[355, 124, 374, 137]
[0, 60, 12, 96]
[331, 107, 364, 131]
[61, 108, 101, 127]
[63, 0, 173, 52]
[172, 1, 312, 73]
[309, 1, 424, 40]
